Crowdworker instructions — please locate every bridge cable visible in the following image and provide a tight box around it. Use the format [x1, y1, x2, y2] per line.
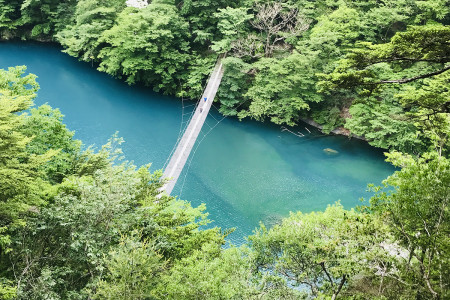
[162, 56, 220, 172]
[178, 97, 252, 197]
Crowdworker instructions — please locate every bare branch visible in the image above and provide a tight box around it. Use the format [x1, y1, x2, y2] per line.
[231, 34, 264, 58]
[250, 2, 310, 57]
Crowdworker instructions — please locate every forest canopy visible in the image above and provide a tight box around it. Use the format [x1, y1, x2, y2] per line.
[0, 0, 449, 299]
[0, 64, 448, 300]
[1, 0, 449, 153]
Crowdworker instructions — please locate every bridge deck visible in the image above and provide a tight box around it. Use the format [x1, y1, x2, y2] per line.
[160, 57, 225, 195]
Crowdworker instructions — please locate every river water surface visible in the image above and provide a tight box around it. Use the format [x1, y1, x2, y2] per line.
[0, 42, 395, 244]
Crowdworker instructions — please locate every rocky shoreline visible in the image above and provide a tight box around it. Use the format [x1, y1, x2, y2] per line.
[299, 117, 366, 141]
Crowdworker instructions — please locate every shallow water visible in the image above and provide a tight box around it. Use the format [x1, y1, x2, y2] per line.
[0, 42, 395, 244]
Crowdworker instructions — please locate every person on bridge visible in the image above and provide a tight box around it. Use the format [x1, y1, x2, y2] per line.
[204, 97, 207, 102]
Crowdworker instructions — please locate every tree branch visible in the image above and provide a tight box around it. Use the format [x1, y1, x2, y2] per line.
[363, 57, 450, 67]
[331, 274, 347, 300]
[320, 261, 334, 288]
[375, 64, 450, 84]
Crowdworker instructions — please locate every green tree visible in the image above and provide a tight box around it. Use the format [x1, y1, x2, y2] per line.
[339, 0, 416, 42]
[318, 24, 450, 149]
[211, 7, 253, 53]
[0, 67, 56, 248]
[98, 2, 191, 93]
[319, 24, 450, 90]
[0, 0, 21, 33]
[415, 0, 450, 22]
[249, 203, 383, 299]
[176, 54, 216, 100]
[19, 0, 77, 37]
[9, 156, 225, 298]
[0, 278, 15, 300]
[297, 4, 363, 70]
[93, 235, 166, 300]
[175, 0, 238, 46]
[240, 52, 322, 125]
[370, 152, 450, 299]
[56, 0, 125, 63]
[216, 57, 251, 116]
[157, 244, 254, 299]
[0, 66, 59, 300]
[395, 71, 450, 156]
[345, 95, 425, 154]
[20, 104, 82, 183]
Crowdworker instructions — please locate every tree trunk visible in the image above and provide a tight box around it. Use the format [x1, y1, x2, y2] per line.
[331, 275, 346, 300]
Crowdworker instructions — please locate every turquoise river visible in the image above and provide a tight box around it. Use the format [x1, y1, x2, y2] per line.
[0, 42, 395, 244]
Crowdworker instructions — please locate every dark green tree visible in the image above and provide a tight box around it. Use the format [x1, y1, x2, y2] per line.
[19, 0, 77, 37]
[175, 0, 238, 46]
[216, 57, 252, 116]
[0, 0, 22, 34]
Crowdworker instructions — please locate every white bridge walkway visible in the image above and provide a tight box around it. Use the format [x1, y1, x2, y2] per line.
[160, 57, 225, 195]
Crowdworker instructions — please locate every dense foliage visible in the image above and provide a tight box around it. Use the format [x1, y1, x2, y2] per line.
[0, 64, 448, 299]
[1, 0, 449, 152]
[0, 0, 449, 299]
[0, 67, 229, 299]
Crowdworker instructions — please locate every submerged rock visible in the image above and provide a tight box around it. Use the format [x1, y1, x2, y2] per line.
[264, 214, 284, 227]
[323, 148, 339, 154]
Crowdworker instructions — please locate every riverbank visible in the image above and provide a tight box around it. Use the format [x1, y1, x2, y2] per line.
[1, 36, 368, 143]
[0, 41, 395, 244]
[299, 117, 366, 141]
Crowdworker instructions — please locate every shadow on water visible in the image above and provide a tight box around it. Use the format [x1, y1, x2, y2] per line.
[0, 41, 396, 244]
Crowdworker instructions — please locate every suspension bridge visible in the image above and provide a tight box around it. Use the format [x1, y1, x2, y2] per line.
[160, 56, 225, 195]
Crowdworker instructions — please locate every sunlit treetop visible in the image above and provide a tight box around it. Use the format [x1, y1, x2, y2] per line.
[126, 0, 148, 9]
